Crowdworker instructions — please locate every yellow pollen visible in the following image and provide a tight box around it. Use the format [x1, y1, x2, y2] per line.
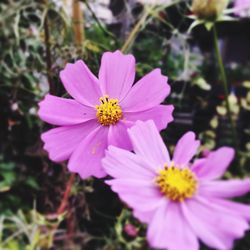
[156, 163, 197, 202]
[95, 95, 123, 126]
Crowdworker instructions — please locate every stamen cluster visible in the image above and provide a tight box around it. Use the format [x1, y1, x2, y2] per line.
[156, 163, 197, 202]
[96, 95, 123, 126]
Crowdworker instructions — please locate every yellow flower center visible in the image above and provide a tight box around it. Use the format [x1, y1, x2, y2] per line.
[156, 163, 197, 202]
[95, 95, 123, 126]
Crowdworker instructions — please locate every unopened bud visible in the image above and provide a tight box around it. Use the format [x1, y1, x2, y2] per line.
[124, 224, 138, 238]
[191, 0, 229, 20]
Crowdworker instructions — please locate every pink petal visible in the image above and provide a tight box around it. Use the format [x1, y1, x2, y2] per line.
[190, 158, 206, 173]
[133, 209, 156, 224]
[193, 147, 235, 180]
[199, 179, 250, 198]
[108, 121, 132, 150]
[173, 131, 200, 166]
[182, 197, 249, 250]
[124, 105, 174, 131]
[210, 198, 250, 221]
[38, 94, 96, 126]
[121, 69, 170, 112]
[128, 120, 171, 168]
[60, 60, 102, 106]
[106, 178, 164, 212]
[98, 50, 135, 100]
[41, 120, 99, 162]
[198, 196, 249, 234]
[68, 125, 109, 179]
[147, 202, 199, 250]
[234, 0, 250, 16]
[103, 146, 156, 180]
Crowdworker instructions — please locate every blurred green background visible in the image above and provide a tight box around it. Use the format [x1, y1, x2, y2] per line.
[0, 0, 250, 249]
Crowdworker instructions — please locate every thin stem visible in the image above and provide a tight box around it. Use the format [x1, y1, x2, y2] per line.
[44, 12, 55, 95]
[121, 1, 181, 53]
[72, 0, 84, 48]
[121, 9, 150, 53]
[212, 26, 238, 150]
[48, 173, 75, 247]
[84, 0, 116, 40]
[57, 173, 75, 214]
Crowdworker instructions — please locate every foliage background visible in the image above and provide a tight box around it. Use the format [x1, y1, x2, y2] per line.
[0, 0, 250, 249]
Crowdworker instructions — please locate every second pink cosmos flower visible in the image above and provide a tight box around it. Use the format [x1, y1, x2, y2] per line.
[38, 50, 173, 179]
[103, 120, 250, 250]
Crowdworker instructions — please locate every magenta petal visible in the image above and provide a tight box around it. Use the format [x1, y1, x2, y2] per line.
[106, 178, 164, 212]
[128, 120, 171, 168]
[38, 94, 96, 126]
[68, 125, 108, 179]
[103, 146, 156, 180]
[124, 105, 174, 131]
[121, 69, 170, 112]
[194, 147, 235, 180]
[199, 178, 250, 198]
[98, 50, 135, 100]
[147, 202, 199, 250]
[60, 60, 102, 106]
[108, 121, 132, 150]
[133, 209, 156, 224]
[234, 0, 250, 16]
[41, 120, 99, 162]
[182, 197, 249, 250]
[190, 158, 206, 173]
[210, 198, 250, 221]
[173, 131, 200, 166]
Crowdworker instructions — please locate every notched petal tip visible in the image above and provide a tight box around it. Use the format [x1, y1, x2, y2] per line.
[61, 59, 84, 70]
[37, 93, 49, 110]
[40, 133, 62, 162]
[153, 68, 170, 92]
[80, 170, 107, 179]
[173, 131, 200, 166]
[59, 60, 83, 79]
[154, 68, 169, 80]
[110, 49, 136, 59]
[59, 58, 101, 106]
[166, 104, 174, 122]
[181, 131, 201, 146]
[101, 50, 136, 69]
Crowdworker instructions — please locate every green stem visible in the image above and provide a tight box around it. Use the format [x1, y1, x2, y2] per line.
[212, 26, 238, 150]
[44, 11, 55, 95]
[121, 9, 150, 53]
[84, 0, 116, 40]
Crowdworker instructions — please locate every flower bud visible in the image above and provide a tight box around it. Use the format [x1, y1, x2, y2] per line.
[191, 0, 229, 20]
[124, 224, 138, 238]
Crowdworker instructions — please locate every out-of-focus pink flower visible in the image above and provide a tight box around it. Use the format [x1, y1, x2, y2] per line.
[234, 0, 250, 17]
[38, 51, 173, 179]
[124, 223, 138, 238]
[103, 120, 250, 250]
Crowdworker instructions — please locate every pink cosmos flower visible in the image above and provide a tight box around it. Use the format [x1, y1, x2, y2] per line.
[38, 51, 173, 179]
[103, 120, 250, 250]
[234, 0, 250, 17]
